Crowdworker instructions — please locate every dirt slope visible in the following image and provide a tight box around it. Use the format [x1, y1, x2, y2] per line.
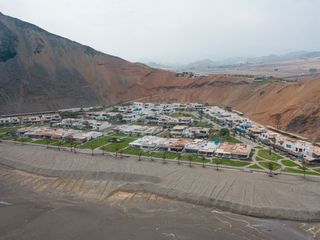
[146, 77, 320, 141]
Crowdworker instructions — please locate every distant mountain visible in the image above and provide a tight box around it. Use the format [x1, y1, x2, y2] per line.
[146, 51, 320, 71]
[243, 51, 320, 65]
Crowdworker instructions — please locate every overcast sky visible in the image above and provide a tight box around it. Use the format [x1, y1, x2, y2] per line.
[1, 0, 320, 63]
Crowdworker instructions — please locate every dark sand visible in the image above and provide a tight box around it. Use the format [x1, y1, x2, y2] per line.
[1, 142, 320, 239]
[0, 165, 319, 240]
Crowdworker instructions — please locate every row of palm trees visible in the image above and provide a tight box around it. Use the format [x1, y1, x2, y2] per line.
[27, 138, 310, 179]
[265, 159, 308, 178]
[115, 149, 224, 171]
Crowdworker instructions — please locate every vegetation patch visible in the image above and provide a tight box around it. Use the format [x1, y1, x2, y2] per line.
[255, 155, 265, 161]
[158, 130, 171, 138]
[281, 160, 300, 167]
[314, 168, 320, 173]
[259, 161, 281, 170]
[213, 157, 251, 167]
[284, 167, 320, 176]
[151, 151, 178, 159]
[180, 154, 210, 163]
[0, 126, 21, 137]
[210, 135, 242, 144]
[193, 120, 213, 128]
[32, 139, 74, 147]
[249, 164, 263, 169]
[122, 147, 149, 156]
[103, 138, 135, 152]
[258, 149, 283, 161]
[79, 135, 114, 149]
[32, 139, 59, 145]
[171, 112, 195, 118]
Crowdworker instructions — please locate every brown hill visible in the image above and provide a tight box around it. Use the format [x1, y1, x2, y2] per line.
[0, 13, 176, 113]
[0, 13, 319, 141]
[146, 76, 320, 142]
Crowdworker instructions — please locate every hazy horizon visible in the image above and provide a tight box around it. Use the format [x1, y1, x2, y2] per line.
[1, 0, 320, 63]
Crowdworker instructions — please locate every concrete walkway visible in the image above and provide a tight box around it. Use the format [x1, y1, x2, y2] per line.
[1, 141, 320, 221]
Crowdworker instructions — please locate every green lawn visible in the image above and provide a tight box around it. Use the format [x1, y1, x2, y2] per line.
[210, 135, 242, 144]
[2, 135, 33, 142]
[180, 154, 210, 163]
[193, 121, 213, 128]
[158, 130, 171, 138]
[281, 160, 300, 167]
[284, 167, 320, 176]
[249, 164, 263, 169]
[129, 121, 145, 126]
[102, 138, 135, 152]
[213, 158, 251, 167]
[32, 139, 74, 147]
[21, 137, 34, 142]
[255, 156, 265, 161]
[0, 126, 21, 138]
[258, 149, 283, 161]
[32, 139, 59, 145]
[79, 135, 114, 149]
[259, 161, 282, 170]
[122, 147, 149, 156]
[109, 133, 128, 138]
[0, 134, 16, 140]
[151, 151, 178, 159]
[171, 112, 195, 118]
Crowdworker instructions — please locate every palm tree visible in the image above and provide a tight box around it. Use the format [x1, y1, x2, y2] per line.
[73, 143, 78, 153]
[90, 145, 95, 156]
[213, 158, 222, 171]
[199, 110, 204, 123]
[104, 148, 108, 157]
[115, 146, 120, 158]
[188, 155, 193, 168]
[177, 153, 181, 165]
[20, 137, 26, 146]
[266, 162, 275, 177]
[202, 156, 206, 168]
[13, 135, 18, 144]
[299, 160, 308, 179]
[271, 138, 276, 151]
[45, 138, 50, 149]
[162, 152, 166, 164]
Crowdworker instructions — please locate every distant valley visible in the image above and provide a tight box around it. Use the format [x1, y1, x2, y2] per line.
[146, 51, 320, 81]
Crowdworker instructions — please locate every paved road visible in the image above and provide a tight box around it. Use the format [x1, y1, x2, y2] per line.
[1, 142, 320, 221]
